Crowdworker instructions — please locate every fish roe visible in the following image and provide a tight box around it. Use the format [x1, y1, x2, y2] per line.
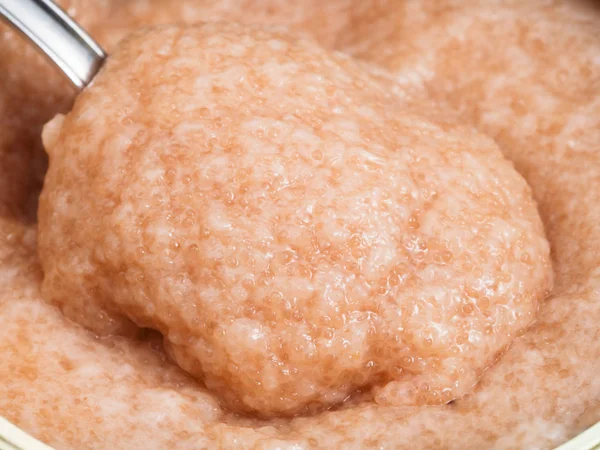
[38, 24, 552, 417]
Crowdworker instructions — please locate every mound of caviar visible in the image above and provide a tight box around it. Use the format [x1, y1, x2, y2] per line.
[38, 24, 552, 417]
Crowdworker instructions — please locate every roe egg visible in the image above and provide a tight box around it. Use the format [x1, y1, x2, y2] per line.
[38, 24, 552, 417]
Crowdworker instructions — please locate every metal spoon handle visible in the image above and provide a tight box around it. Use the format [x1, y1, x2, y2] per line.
[0, 0, 106, 89]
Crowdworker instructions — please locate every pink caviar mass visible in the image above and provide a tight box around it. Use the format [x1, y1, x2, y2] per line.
[0, 1, 599, 449]
[39, 24, 551, 417]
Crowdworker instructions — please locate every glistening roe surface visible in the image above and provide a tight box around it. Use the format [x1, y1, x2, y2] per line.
[0, 0, 599, 448]
[38, 24, 551, 417]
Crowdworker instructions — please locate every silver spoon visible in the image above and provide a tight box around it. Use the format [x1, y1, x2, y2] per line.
[0, 0, 106, 89]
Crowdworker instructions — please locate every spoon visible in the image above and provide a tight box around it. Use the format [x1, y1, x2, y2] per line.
[0, 0, 106, 89]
